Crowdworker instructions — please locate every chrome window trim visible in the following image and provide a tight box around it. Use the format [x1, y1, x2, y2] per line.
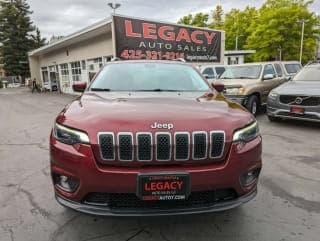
[174, 132, 190, 161]
[209, 131, 226, 159]
[192, 131, 208, 160]
[155, 132, 172, 161]
[136, 132, 153, 162]
[97, 132, 115, 161]
[117, 132, 134, 162]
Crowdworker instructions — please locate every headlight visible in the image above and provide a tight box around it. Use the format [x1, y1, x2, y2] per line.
[233, 121, 259, 142]
[268, 91, 278, 100]
[225, 87, 245, 95]
[53, 123, 90, 145]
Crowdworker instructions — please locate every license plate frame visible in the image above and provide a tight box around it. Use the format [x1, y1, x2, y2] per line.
[137, 172, 191, 201]
[290, 106, 305, 114]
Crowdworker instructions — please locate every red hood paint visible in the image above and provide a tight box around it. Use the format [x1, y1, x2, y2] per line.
[57, 91, 254, 143]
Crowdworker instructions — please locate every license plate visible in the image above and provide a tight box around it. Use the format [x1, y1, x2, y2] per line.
[291, 107, 305, 114]
[137, 173, 190, 201]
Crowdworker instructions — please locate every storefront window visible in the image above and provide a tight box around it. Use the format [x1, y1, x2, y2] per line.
[41, 67, 49, 84]
[71, 61, 81, 81]
[60, 63, 70, 88]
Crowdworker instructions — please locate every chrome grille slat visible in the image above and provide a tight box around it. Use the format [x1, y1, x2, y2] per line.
[192, 131, 207, 160]
[118, 133, 133, 161]
[98, 133, 115, 161]
[156, 133, 171, 161]
[210, 131, 225, 159]
[174, 132, 190, 161]
[136, 133, 152, 161]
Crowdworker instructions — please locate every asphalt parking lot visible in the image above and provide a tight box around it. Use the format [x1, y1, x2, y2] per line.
[0, 87, 319, 241]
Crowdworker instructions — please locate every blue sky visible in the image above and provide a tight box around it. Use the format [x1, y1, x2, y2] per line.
[28, 0, 320, 38]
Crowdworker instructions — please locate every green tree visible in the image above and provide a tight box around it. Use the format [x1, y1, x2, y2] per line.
[0, 0, 35, 80]
[246, 0, 319, 63]
[223, 7, 258, 51]
[178, 14, 193, 25]
[178, 13, 209, 27]
[209, 5, 224, 29]
[31, 27, 46, 49]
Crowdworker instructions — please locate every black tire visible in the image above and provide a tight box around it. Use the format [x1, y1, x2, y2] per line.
[245, 95, 259, 115]
[267, 115, 280, 122]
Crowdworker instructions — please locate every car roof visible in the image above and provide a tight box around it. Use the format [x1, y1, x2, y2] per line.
[200, 64, 226, 68]
[106, 59, 191, 66]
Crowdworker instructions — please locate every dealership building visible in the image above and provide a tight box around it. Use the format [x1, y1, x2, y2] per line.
[29, 16, 252, 94]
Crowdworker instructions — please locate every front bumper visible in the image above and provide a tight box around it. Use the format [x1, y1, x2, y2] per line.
[50, 135, 262, 216]
[55, 188, 257, 216]
[267, 102, 320, 122]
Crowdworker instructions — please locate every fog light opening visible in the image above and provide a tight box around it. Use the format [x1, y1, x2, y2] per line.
[53, 173, 79, 193]
[240, 168, 261, 187]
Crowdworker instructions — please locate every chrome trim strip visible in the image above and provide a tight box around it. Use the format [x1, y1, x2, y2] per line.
[192, 131, 208, 160]
[174, 132, 190, 161]
[155, 132, 171, 161]
[209, 131, 225, 159]
[136, 132, 153, 162]
[97, 132, 115, 161]
[117, 132, 134, 162]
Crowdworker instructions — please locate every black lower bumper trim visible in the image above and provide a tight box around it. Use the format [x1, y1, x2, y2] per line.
[55, 189, 257, 217]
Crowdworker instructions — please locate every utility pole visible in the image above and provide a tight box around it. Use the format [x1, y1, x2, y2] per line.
[298, 20, 308, 64]
[107, 2, 121, 15]
[235, 35, 244, 50]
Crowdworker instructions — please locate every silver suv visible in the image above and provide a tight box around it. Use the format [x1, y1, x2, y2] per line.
[267, 63, 320, 122]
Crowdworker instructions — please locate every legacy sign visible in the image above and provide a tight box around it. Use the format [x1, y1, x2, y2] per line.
[113, 15, 222, 62]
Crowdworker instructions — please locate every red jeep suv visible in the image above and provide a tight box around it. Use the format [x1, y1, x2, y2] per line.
[50, 60, 262, 216]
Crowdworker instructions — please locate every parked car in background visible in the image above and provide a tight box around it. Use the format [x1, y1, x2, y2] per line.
[279, 61, 302, 80]
[50, 60, 262, 216]
[267, 63, 320, 122]
[219, 63, 286, 115]
[200, 65, 226, 81]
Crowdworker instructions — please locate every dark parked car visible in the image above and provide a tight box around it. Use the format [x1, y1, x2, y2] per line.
[267, 63, 320, 122]
[50, 60, 262, 216]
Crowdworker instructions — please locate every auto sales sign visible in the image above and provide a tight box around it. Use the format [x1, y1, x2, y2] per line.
[112, 15, 223, 62]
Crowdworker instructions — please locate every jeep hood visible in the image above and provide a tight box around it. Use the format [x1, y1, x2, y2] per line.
[57, 92, 254, 142]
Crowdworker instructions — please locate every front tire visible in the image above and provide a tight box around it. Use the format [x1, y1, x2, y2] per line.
[246, 95, 259, 115]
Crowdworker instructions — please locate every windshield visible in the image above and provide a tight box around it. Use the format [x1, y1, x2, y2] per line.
[293, 66, 320, 81]
[220, 65, 262, 79]
[90, 63, 210, 92]
[285, 64, 301, 74]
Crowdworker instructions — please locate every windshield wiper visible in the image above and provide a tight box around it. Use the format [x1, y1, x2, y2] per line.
[135, 89, 180, 92]
[90, 88, 111, 91]
[232, 76, 256, 79]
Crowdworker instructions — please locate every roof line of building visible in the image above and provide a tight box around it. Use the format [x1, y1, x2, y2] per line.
[29, 17, 112, 56]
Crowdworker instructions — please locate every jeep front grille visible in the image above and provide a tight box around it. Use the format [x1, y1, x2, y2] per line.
[98, 131, 225, 162]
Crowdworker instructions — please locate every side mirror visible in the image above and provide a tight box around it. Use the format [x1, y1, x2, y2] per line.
[263, 74, 274, 80]
[72, 82, 87, 92]
[286, 76, 292, 81]
[211, 82, 225, 93]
